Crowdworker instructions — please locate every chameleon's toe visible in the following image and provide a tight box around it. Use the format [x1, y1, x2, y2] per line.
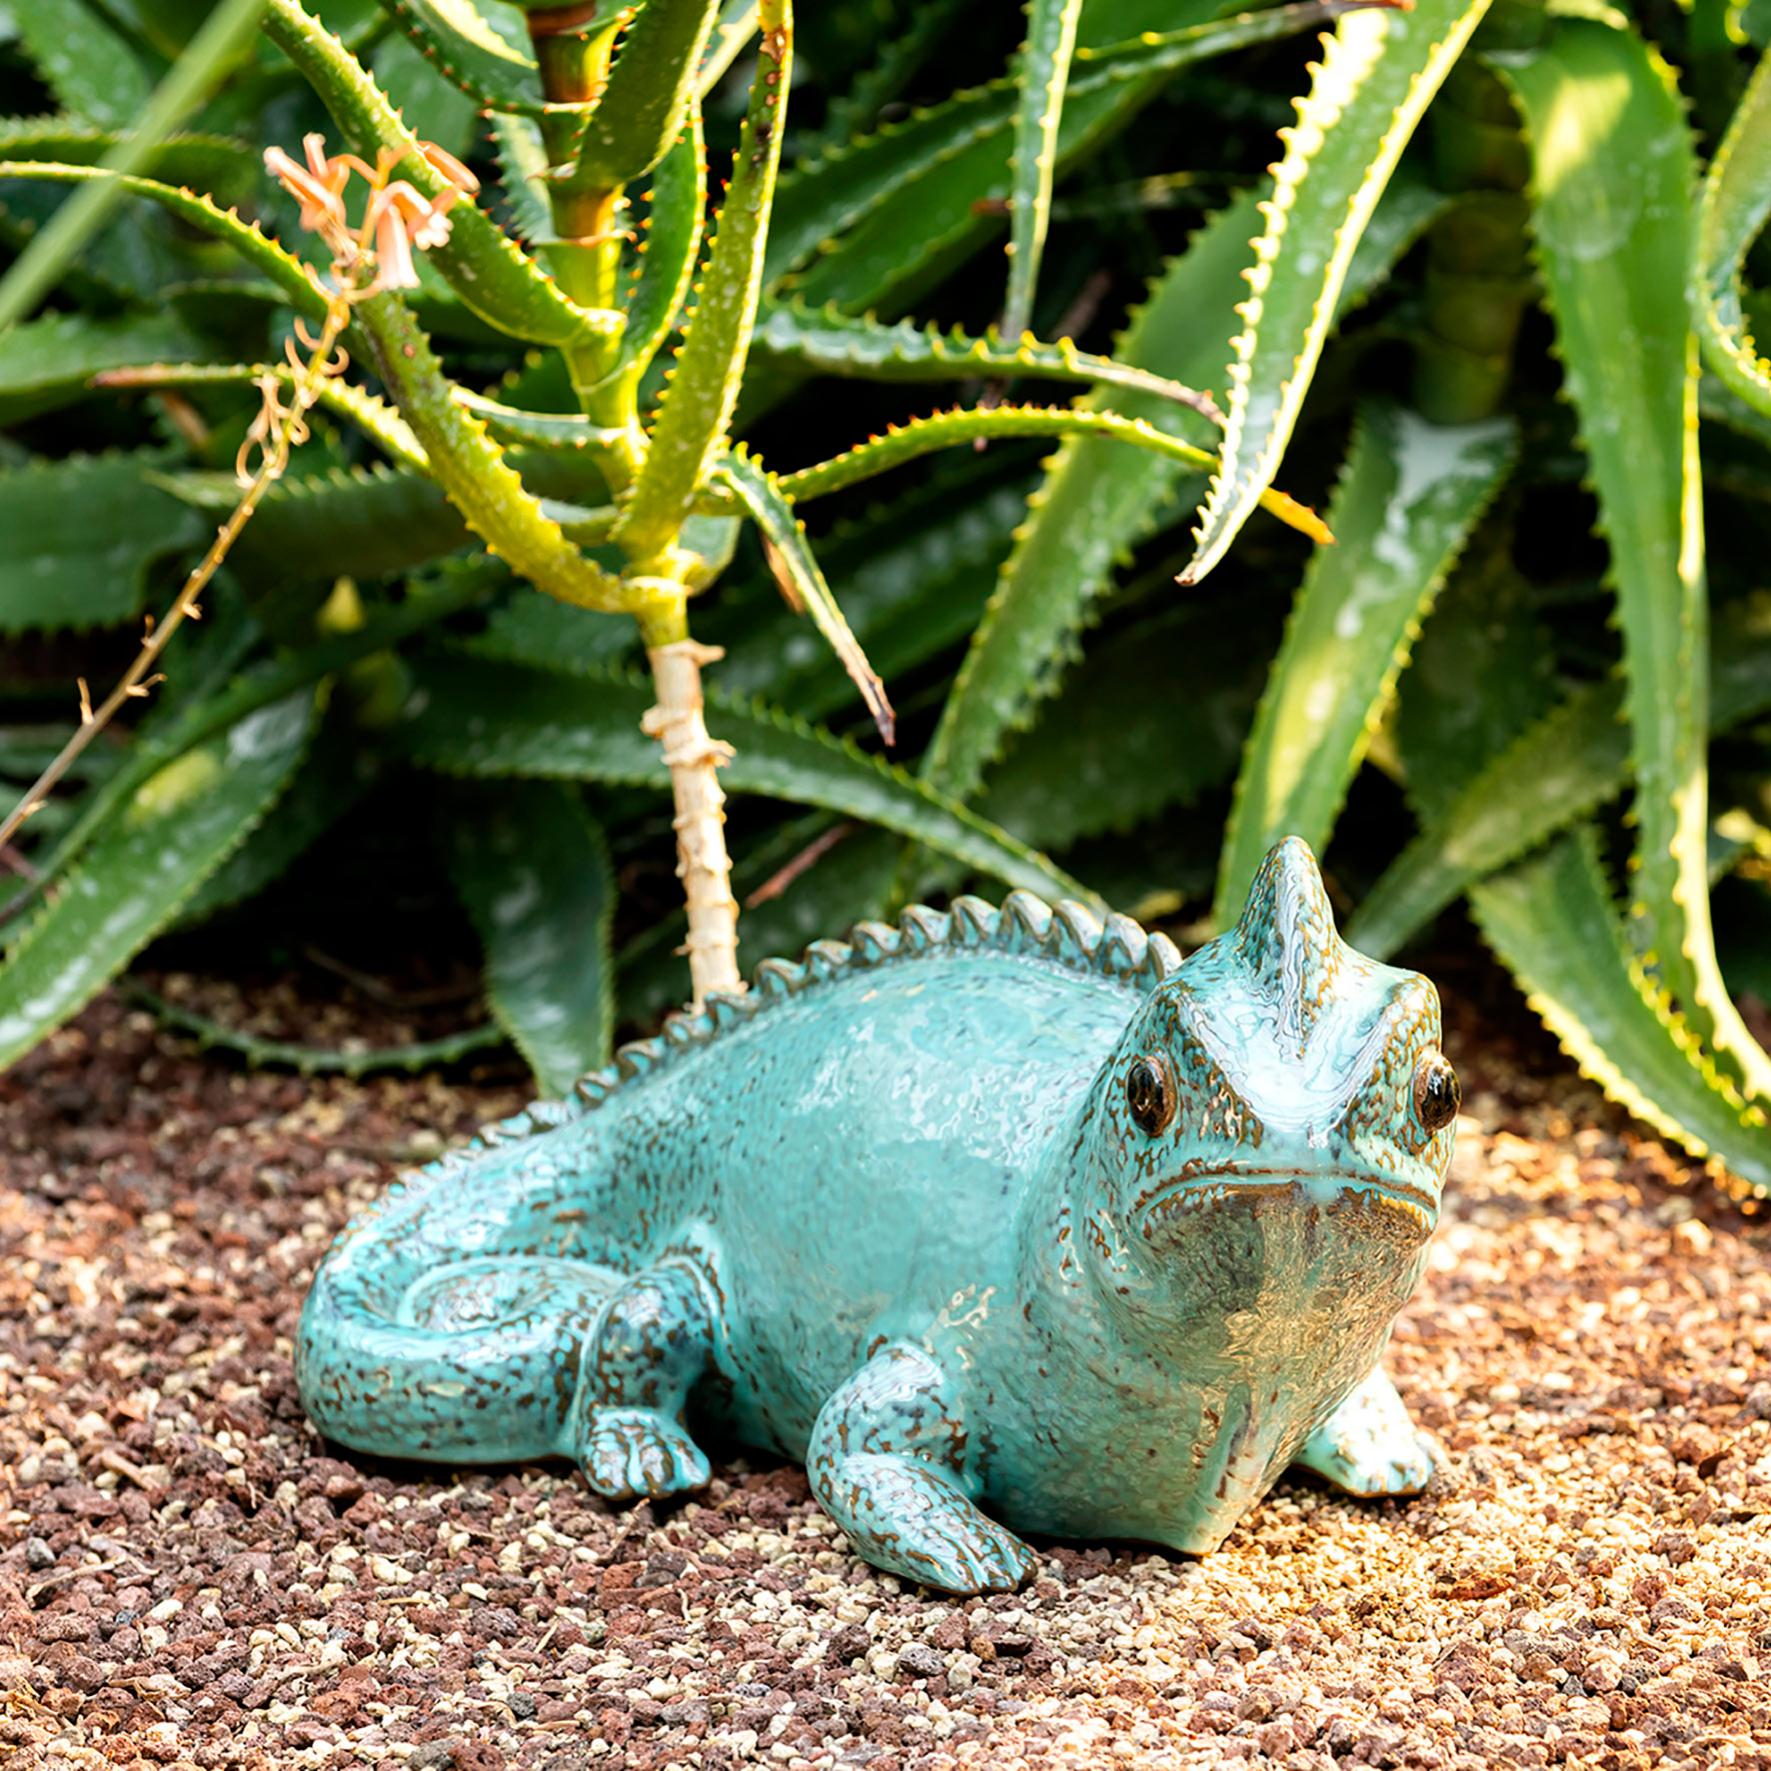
[864, 1508, 1037, 1595]
[1294, 1368, 1438, 1498]
[1386, 1429, 1437, 1497]
[921, 1516, 1039, 1595]
[816, 1451, 1037, 1595]
[579, 1407, 711, 1500]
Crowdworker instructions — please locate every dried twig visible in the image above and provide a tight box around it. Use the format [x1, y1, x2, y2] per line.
[0, 295, 351, 855]
[0, 135, 476, 862]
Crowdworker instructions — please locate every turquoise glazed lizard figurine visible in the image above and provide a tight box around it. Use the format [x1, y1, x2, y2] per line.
[298, 837, 1459, 1593]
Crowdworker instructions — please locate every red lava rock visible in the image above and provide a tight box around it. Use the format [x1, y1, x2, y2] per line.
[826, 1622, 870, 1663]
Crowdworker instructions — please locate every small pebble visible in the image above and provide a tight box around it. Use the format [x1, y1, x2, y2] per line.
[895, 1642, 945, 1680]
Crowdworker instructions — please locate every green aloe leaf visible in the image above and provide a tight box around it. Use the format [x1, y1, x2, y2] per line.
[0, 0, 269, 330]
[180, 716, 380, 925]
[1471, 831, 1771, 1202]
[0, 693, 318, 1073]
[1387, 528, 1771, 1202]
[1213, 403, 1515, 924]
[615, 0, 791, 565]
[461, 345, 1226, 460]
[615, 107, 706, 387]
[1347, 597, 1771, 960]
[809, 0, 965, 155]
[71, 0, 225, 60]
[398, 653, 1094, 905]
[97, 360, 429, 471]
[1004, 0, 1084, 340]
[448, 387, 630, 460]
[698, 464, 1026, 719]
[372, 29, 481, 161]
[0, 452, 203, 633]
[1693, 44, 1771, 416]
[15, 0, 152, 130]
[0, 309, 217, 424]
[792, 8, 1352, 315]
[162, 465, 468, 590]
[572, 0, 721, 189]
[10, 571, 497, 912]
[1498, 19, 1771, 1100]
[381, 0, 551, 116]
[0, 119, 255, 187]
[978, 594, 1282, 853]
[698, 0, 759, 95]
[132, 989, 505, 1074]
[770, 403, 1324, 539]
[924, 170, 1443, 802]
[1181, 0, 1492, 588]
[354, 292, 633, 620]
[0, 161, 330, 319]
[462, 589, 636, 678]
[750, 299, 1224, 417]
[768, 0, 1327, 309]
[719, 447, 894, 741]
[446, 781, 614, 1095]
[489, 113, 553, 242]
[5, 593, 266, 908]
[1388, 541, 1558, 823]
[0, 179, 190, 309]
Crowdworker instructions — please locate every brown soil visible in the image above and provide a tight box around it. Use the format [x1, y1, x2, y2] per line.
[3, 985, 1769, 1770]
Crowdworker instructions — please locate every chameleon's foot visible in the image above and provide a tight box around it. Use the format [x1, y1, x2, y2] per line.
[1294, 1366, 1435, 1498]
[578, 1406, 712, 1500]
[816, 1452, 1037, 1594]
[808, 1341, 1035, 1594]
[563, 1254, 721, 1497]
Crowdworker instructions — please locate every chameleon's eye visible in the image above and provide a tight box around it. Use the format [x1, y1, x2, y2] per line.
[1412, 1051, 1461, 1133]
[1126, 1055, 1175, 1136]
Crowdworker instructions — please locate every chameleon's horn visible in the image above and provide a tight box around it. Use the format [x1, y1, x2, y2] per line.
[1227, 836, 1344, 1052]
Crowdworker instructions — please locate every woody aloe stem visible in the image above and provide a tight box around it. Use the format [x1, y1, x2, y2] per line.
[642, 635, 742, 1005]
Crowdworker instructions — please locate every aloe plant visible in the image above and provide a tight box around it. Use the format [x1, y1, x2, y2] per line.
[4, 0, 1771, 1203]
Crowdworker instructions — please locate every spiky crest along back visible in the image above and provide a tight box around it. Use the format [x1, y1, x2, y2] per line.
[460, 892, 1184, 1161]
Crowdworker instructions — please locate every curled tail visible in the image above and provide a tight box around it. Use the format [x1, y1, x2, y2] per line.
[296, 1117, 622, 1463]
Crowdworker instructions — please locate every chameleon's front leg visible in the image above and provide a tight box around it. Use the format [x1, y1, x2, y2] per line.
[808, 1341, 1037, 1595]
[1292, 1366, 1436, 1497]
[565, 1253, 720, 1499]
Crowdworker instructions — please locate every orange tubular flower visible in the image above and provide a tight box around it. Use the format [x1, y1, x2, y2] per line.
[262, 132, 482, 293]
[262, 133, 351, 243]
[417, 140, 480, 199]
[364, 179, 464, 290]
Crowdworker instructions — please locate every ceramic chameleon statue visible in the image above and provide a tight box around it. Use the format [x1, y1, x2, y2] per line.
[298, 837, 1459, 1594]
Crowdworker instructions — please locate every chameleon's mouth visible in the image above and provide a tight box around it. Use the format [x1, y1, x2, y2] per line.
[1135, 1161, 1438, 1235]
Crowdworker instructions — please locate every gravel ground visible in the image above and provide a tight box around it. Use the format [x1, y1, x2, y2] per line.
[4, 980, 1770, 1770]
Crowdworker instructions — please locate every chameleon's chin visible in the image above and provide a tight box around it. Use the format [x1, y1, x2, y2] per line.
[1126, 1166, 1436, 1383]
